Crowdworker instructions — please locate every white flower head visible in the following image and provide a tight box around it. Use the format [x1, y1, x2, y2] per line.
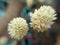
[30, 5, 57, 32]
[8, 17, 28, 40]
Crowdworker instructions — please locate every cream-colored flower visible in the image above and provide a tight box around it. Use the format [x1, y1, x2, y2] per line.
[30, 5, 57, 32]
[8, 17, 28, 40]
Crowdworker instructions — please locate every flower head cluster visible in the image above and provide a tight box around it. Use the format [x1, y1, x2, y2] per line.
[8, 17, 28, 40]
[30, 5, 57, 32]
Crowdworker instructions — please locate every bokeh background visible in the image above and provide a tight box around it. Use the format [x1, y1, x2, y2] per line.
[0, 0, 60, 45]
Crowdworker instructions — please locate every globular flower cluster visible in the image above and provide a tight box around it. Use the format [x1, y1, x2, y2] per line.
[8, 17, 28, 40]
[30, 5, 57, 32]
